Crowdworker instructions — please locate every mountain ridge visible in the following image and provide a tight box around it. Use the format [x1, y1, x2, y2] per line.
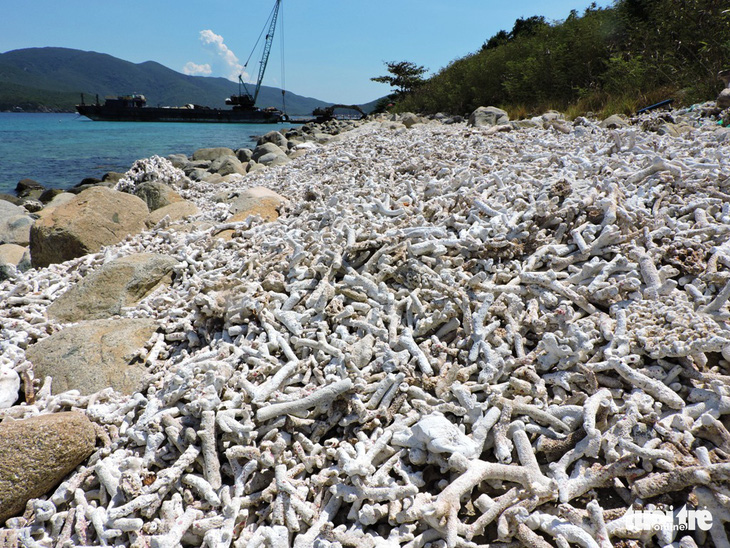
[0, 47, 377, 115]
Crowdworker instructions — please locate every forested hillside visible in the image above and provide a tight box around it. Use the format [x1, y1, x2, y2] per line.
[394, 0, 728, 116]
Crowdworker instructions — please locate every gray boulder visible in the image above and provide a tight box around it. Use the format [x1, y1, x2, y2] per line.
[468, 106, 510, 127]
[192, 147, 235, 162]
[227, 186, 287, 217]
[38, 188, 65, 204]
[717, 88, 730, 110]
[167, 154, 190, 169]
[0, 200, 33, 246]
[48, 253, 177, 322]
[512, 119, 541, 129]
[15, 179, 44, 198]
[101, 172, 125, 185]
[185, 160, 211, 172]
[25, 318, 157, 395]
[202, 173, 226, 185]
[257, 130, 288, 149]
[187, 168, 209, 182]
[39, 192, 76, 214]
[252, 142, 287, 162]
[600, 114, 629, 129]
[214, 187, 287, 240]
[145, 200, 200, 228]
[68, 181, 114, 195]
[658, 122, 692, 138]
[256, 152, 291, 167]
[236, 148, 253, 163]
[314, 133, 340, 144]
[0, 244, 31, 281]
[541, 110, 564, 122]
[400, 113, 424, 128]
[0, 412, 96, 523]
[76, 177, 102, 188]
[0, 194, 22, 206]
[134, 181, 183, 211]
[247, 161, 266, 174]
[0, 201, 25, 218]
[209, 155, 247, 176]
[30, 186, 149, 268]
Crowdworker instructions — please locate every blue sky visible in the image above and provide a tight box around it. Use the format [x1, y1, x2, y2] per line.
[1, 0, 612, 105]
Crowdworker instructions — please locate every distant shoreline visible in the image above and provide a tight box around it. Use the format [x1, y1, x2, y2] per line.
[1, 108, 74, 114]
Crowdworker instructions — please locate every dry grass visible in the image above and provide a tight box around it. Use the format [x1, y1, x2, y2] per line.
[502, 86, 683, 121]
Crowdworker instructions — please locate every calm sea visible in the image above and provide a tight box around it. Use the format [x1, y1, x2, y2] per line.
[0, 113, 289, 195]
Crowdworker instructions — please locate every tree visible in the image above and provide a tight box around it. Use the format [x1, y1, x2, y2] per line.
[509, 16, 548, 40]
[371, 61, 428, 96]
[482, 30, 510, 51]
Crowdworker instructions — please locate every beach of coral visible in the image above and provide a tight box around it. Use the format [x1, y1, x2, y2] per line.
[2, 106, 730, 547]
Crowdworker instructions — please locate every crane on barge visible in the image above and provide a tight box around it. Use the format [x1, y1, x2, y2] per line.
[226, 0, 286, 116]
[76, 0, 286, 123]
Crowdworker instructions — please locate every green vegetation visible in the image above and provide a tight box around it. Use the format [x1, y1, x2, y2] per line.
[371, 61, 428, 97]
[370, 61, 429, 114]
[386, 0, 730, 118]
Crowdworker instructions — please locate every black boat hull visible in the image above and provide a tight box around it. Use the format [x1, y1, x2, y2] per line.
[76, 104, 283, 124]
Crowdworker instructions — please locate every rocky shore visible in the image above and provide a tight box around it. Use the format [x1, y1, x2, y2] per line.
[1, 100, 730, 547]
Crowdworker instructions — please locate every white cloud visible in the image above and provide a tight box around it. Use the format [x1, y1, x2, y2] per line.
[198, 29, 248, 82]
[182, 62, 212, 76]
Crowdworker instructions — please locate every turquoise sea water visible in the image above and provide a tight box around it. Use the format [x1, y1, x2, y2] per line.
[0, 113, 287, 195]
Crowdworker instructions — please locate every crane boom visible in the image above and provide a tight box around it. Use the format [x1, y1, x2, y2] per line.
[226, 0, 282, 110]
[254, 0, 281, 103]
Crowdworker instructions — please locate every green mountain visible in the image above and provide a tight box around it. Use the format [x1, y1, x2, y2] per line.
[0, 47, 364, 115]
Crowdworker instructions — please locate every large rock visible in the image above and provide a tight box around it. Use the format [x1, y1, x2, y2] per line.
[134, 181, 183, 211]
[717, 88, 730, 110]
[209, 155, 247, 176]
[0, 244, 31, 281]
[38, 192, 76, 214]
[29, 186, 149, 268]
[227, 187, 287, 218]
[38, 188, 65, 204]
[252, 142, 287, 163]
[215, 187, 286, 240]
[468, 106, 509, 127]
[257, 130, 288, 149]
[15, 178, 44, 198]
[26, 318, 156, 395]
[400, 113, 424, 128]
[102, 172, 125, 184]
[145, 200, 200, 227]
[0, 201, 33, 246]
[192, 147, 235, 162]
[48, 253, 177, 322]
[0, 194, 22, 206]
[246, 161, 266, 174]
[0, 412, 96, 523]
[256, 152, 291, 167]
[658, 122, 692, 138]
[186, 167, 209, 182]
[236, 148, 254, 163]
[167, 154, 189, 169]
[600, 114, 629, 129]
[68, 181, 114, 195]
